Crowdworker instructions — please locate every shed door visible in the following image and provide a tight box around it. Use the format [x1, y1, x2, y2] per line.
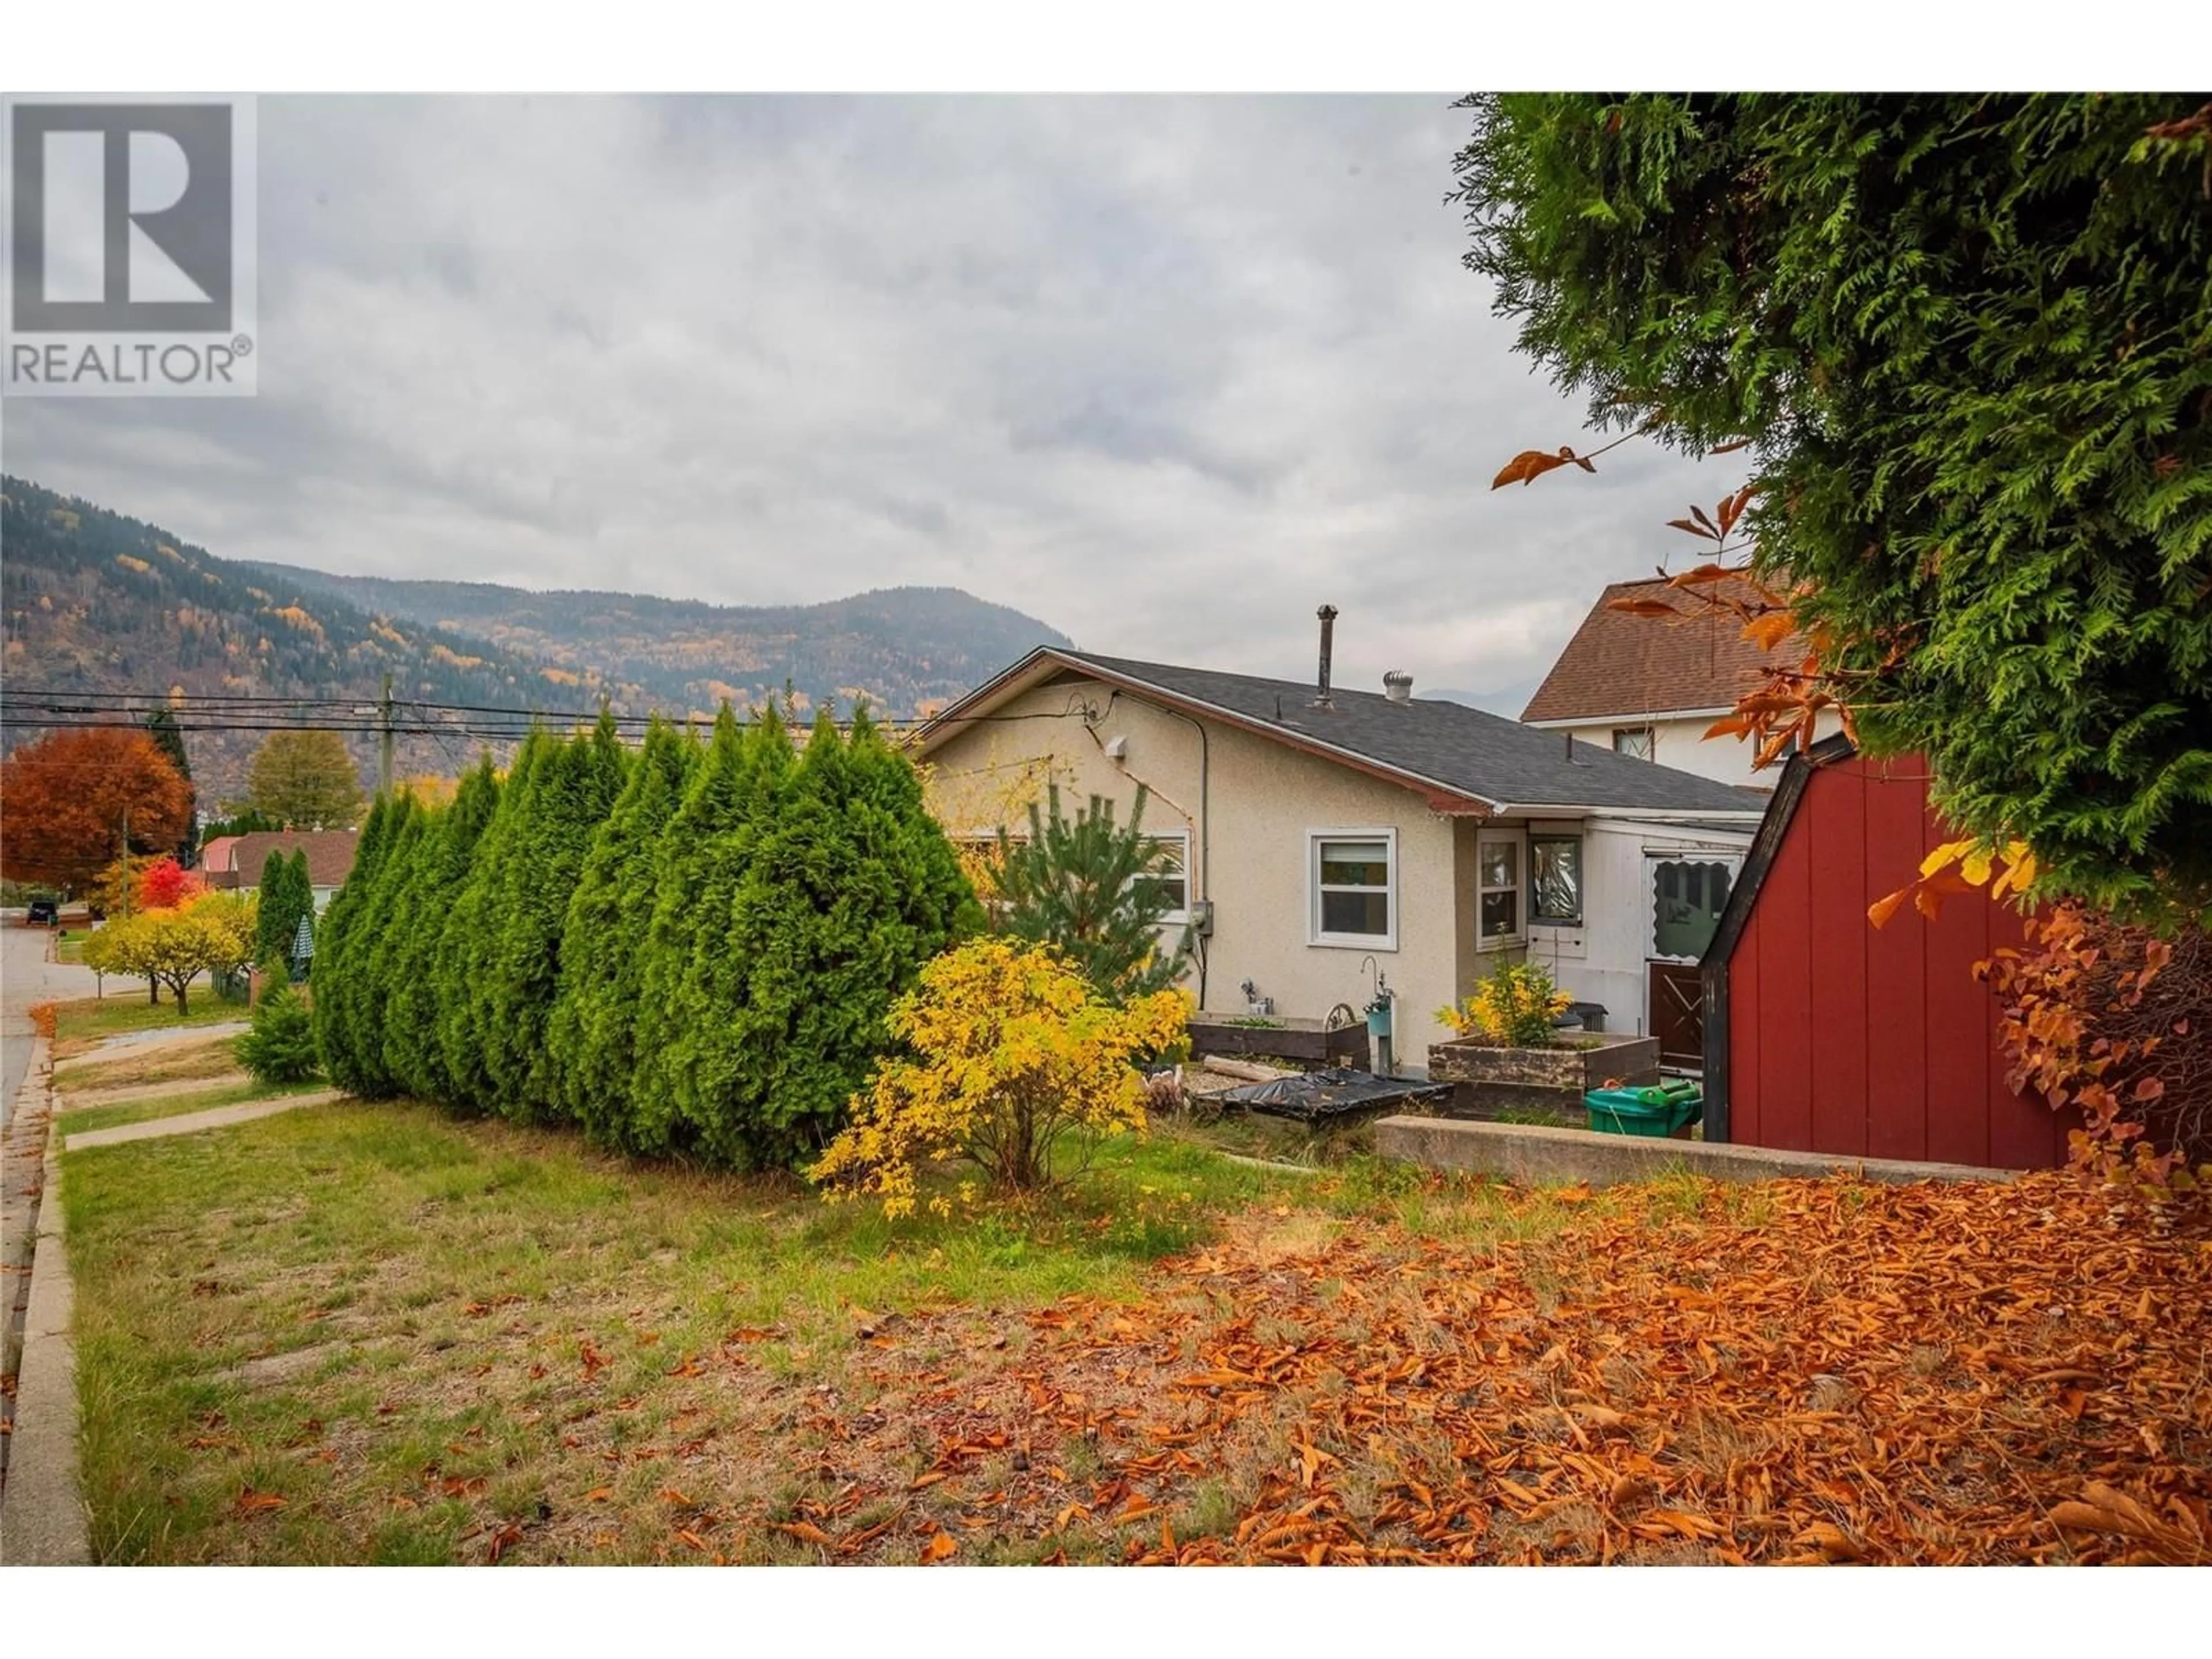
[1647, 961, 1704, 1070]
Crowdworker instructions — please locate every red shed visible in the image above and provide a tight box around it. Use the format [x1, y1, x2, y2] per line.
[1700, 735, 2067, 1171]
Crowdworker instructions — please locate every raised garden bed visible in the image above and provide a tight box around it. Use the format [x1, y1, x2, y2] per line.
[1187, 1013, 1368, 1068]
[1427, 1031, 1662, 1124]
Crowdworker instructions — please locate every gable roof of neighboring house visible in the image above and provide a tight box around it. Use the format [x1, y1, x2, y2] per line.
[1520, 574, 1805, 726]
[198, 836, 242, 880]
[914, 647, 1767, 820]
[209, 829, 361, 891]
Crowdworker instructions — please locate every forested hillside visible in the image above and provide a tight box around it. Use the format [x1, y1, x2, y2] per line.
[245, 566, 1071, 721]
[1, 476, 1070, 804]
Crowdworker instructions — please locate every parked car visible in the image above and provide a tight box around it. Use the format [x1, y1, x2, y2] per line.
[26, 898, 60, 927]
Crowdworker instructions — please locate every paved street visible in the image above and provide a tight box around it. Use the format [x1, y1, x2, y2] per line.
[2, 926, 103, 1132]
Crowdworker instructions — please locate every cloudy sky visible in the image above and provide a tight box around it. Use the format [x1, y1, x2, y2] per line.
[5, 94, 1748, 713]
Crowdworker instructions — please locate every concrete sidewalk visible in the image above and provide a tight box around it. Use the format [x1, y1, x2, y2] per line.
[0, 1033, 90, 1565]
[63, 1089, 340, 1152]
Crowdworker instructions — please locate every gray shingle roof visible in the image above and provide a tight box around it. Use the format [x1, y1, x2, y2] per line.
[1056, 650, 1768, 816]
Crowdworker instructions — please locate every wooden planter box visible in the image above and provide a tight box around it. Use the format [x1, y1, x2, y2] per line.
[1188, 1014, 1369, 1068]
[1427, 1032, 1662, 1124]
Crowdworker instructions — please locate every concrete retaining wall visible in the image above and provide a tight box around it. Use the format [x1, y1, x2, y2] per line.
[1374, 1114, 2017, 1188]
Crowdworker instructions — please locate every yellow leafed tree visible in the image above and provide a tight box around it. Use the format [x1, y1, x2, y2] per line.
[809, 937, 1189, 1218]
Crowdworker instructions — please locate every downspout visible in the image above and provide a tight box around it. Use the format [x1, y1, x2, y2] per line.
[1143, 699, 1210, 1010]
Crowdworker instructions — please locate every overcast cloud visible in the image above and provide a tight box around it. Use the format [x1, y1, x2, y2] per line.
[3, 94, 1748, 714]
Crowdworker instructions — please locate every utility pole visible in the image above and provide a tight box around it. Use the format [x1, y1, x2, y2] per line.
[119, 801, 130, 919]
[377, 672, 395, 797]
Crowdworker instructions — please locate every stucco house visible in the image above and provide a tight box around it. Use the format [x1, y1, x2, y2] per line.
[202, 828, 359, 912]
[1520, 574, 1837, 789]
[913, 619, 1766, 1071]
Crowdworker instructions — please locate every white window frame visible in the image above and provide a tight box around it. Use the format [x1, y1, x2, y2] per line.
[1475, 827, 1527, 949]
[1308, 827, 1398, 951]
[1134, 828, 1191, 926]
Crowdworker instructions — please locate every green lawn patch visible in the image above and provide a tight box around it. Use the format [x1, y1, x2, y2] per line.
[58, 1099, 1500, 1565]
[51, 993, 249, 1054]
[54, 1038, 247, 1096]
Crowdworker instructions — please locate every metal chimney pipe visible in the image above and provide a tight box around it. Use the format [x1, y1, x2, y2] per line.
[1314, 604, 1338, 708]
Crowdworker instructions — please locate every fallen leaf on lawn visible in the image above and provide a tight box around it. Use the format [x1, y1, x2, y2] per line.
[921, 1532, 959, 1563]
[233, 1489, 286, 1515]
[1795, 1521, 1866, 1562]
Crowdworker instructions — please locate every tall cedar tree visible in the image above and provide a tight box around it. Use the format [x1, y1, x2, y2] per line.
[143, 709, 198, 866]
[545, 717, 699, 1149]
[994, 782, 1194, 999]
[0, 728, 192, 892]
[254, 846, 312, 968]
[310, 791, 399, 1094]
[464, 715, 630, 1123]
[286, 850, 312, 962]
[383, 758, 499, 1102]
[1452, 94, 2212, 924]
[345, 796, 426, 1097]
[711, 708, 980, 1169]
[631, 708, 794, 1160]
[436, 737, 547, 1115]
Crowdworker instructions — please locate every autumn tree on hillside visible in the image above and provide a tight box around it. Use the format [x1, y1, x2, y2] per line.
[245, 729, 366, 829]
[0, 727, 194, 892]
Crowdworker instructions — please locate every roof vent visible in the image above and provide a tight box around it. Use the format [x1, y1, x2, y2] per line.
[1382, 669, 1414, 704]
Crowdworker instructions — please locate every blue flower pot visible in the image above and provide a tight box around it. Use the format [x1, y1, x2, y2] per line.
[1365, 1005, 1392, 1039]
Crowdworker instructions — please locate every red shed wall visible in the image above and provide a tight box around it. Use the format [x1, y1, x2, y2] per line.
[1725, 752, 2067, 1170]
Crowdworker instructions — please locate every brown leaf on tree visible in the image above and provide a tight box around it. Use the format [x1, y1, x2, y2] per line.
[1491, 449, 1575, 490]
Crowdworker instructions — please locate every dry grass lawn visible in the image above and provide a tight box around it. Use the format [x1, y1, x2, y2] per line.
[59, 1099, 2212, 1566]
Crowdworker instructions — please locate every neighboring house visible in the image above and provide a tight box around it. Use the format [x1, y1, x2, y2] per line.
[202, 829, 360, 912]
[912, 623, 1767, 1071]
[1702, 735, 2067, 1170]
[1521, 574, 1838, 789]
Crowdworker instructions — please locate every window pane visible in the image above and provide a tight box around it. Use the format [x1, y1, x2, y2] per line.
[1653, 860, 1732, 959]
[1479, 839, 1517, 890]
[1145, 835, 1185, 874]
[1531, 837, 1581, 923]
[1613, 728, 1653, 760]
[1132, 875, 1186, 915]
[1321, 889, 1389, 936]
[1319, 841, 1388, 887]
[1480, 889, 1519, 940]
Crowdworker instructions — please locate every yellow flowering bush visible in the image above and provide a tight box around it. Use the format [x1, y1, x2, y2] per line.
[809, 936, 1191, 1218]
[1437, 958, 1571, 1048]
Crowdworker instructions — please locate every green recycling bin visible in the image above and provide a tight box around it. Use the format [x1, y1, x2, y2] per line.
[1585, 1082, 1703, 1138]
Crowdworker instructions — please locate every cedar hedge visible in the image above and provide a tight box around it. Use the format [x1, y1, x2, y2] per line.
[312, 707, 982, 1169]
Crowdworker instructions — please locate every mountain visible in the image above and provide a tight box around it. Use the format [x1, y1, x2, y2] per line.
[0, 475, 1070, 804]
[243, 565, 1072, 724]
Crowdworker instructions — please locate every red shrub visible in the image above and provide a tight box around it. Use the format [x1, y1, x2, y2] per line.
[1981, 903, 2211, 1187]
